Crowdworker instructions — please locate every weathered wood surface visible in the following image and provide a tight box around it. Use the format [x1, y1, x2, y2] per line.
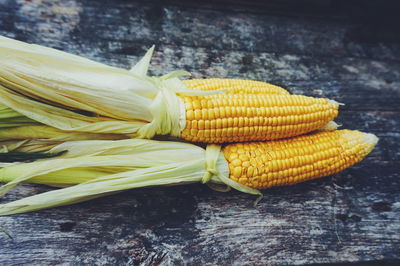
[0, 0, 399, 265]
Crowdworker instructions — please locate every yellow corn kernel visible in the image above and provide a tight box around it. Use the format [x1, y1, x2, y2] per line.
[180, 94, 339, 143]
[222, 130, 378, 189]
[183, 78, 290, 95]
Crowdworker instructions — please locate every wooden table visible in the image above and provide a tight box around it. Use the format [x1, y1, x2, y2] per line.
[1, 1, 399, 265]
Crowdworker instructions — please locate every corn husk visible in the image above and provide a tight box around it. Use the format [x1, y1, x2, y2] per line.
[0, 103, 39, 128]
[0, 138, 263, 215]
[0, 124, 129, 157]
[0, 36, 218, 138]
[0, 125, 128, 141]
[0, 150, 66, 163]
[0, 128, 379, 216]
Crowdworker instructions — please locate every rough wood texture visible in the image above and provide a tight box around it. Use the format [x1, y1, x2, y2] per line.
[0, 0, 399, 265]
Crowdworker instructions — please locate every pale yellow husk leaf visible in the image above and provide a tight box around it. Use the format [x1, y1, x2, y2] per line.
[0, 138, 262, 215]
[0, 36, 219, 138]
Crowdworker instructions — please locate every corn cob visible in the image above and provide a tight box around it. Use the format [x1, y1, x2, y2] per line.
[223, 130, 378, 189]
[0, 130, 377, 215]
[183, 78, 290, 95]
[180, 94, 339, 143]
[0, 36, 339, 143]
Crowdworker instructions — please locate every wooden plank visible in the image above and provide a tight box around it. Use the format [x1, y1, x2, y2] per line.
[0, 0, 399, 265]
[2, 0, 400, 62]
[0, 159, 399, 265]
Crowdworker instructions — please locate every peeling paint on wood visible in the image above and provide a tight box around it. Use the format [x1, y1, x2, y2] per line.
[0, 0, 399, 265]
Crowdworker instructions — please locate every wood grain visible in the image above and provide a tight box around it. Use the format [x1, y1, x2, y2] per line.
[0, 0, 399, 265]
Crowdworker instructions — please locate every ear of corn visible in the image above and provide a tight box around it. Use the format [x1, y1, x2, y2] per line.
[183, 78, 290, 95]
[0, 130, 377, 215]
[180, 94, 339, 143]
[1, 36, 339, 143]
[222, 130, 378, 189]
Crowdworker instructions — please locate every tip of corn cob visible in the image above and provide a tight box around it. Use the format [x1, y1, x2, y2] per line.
[363, 132, 379, 148]
[223, 129, 378, 190]
[329, 99, 344, 106]
[320, 121, 340, 131]
[339, 130, 379, 159]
